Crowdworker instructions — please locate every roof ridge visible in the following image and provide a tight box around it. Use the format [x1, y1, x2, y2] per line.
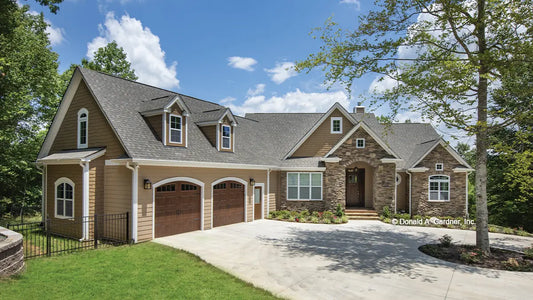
[178, 93, 225, 108]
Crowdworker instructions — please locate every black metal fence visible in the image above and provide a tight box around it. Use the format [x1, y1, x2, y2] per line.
[7, 212, 130, 259]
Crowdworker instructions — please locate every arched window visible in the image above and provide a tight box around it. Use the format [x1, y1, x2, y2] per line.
[78, 108, 88, 148]
[55, 178, 74, 218]
[428, 175, 450, 201]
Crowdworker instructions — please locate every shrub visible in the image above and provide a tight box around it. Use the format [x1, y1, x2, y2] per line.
[382, 206, 391, 218]
[524, 245, 533, 259]
[300, 210, 310, 218]
[323, 218, 331, 224]
[394, 213, 410, 220]
[279, 210, 291, 219]
[438, 234, 453, 247]
[323, 211, 334, 219]
[335, 204, 344, 217]
[460, 249, 481, 264]
[310, 216, 320, 223]
[503, 227, 514, 234]
[311, 211, 320, 218]
[341, 216, 348, 223]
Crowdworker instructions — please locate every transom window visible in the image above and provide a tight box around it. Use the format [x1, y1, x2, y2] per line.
[214, 183, 226, 189]
[356, 138, 365, 148]
[331, 117, 342, 133]
[169, 114, 182, 143]
[222, 125, 231, 149]
[55, 179, 74, 218]
[181, 184, 197, 191]
[287, 172, 322, 200]
[77, 108, 88, 148]
[429, 175, 450, 201]
[156, 184, 176, 192]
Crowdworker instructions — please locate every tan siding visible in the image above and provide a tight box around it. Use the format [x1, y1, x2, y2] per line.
[136, 166, 268, 242]
[145, 115, 163, 141]
[269, 171, 280, 214]
[199, 125, 217, 147]
[50, 80, 126, 159]
[165, 104, 186, 147]
[292, 109, 352, 157]
[103, 166, 131, 215]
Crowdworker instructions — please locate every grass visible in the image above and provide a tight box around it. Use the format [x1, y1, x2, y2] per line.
[0, 214, 42, 227]
[0, 242, 280, 300]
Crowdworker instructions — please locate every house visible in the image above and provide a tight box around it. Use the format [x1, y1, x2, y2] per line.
[37, 68, 473, 242]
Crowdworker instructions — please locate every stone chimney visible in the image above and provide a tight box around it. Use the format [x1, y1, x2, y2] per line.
[354, 102, 365, 114]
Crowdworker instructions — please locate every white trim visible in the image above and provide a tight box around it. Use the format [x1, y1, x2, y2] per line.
[37, 149, 107, 165]
[394, 170, 398, 214]
[140, 109, 164, 117]
[216, 124, 220, 151]
[54, 177, 75, 219]
[330, 117, 343, 134]
[407, 167, 429, 172]
[266, 169, 271, 216]
[406, 170, 412, 216]
[185, 115, 189, 147]
[286, 172, 323, 201]
[381, 158, 403, 164]
[162, 113, 167, 146]
[107, 158, 276, 170]
[163, 95, 189, 114]
[221, 125, 231, 149]
[284, 103, 356, 159]
[168, 114, 183, 144]
[77, 108, 88, 149]
[125, 162, 139, 243]
[324, 122, 401, 159]
[152, 177, 205, 239]
[211, 177, 248, 228]
[395, 173, 402, 185]
[80, 162, 90, 240]
[410, 139, 473, 169]
[465, 171, 471, 217]
[278, 167, 326, 171]
[320, 157, 341, 163]
[435, 163, 444, 171]
[232, 126, 235, 151]
[428, 175, 450, 202]
[356, 138, 365, 148]
[253, 183, 265, 220]
[453, 167, 475, 172]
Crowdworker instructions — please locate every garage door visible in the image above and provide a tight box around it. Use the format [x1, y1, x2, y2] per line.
[213, 181, 245, 227]
[155, 181, 201, 238]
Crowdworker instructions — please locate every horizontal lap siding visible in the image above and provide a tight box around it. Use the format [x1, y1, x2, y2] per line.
[136, 166, 268, 242]
[269, 171, 280, 214]
[104, 166, 131, 215]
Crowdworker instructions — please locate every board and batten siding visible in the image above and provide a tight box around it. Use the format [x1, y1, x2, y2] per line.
[291, 109, 352, 157]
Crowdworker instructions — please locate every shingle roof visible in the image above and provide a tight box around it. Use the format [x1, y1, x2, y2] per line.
[77, 68, 460, 169]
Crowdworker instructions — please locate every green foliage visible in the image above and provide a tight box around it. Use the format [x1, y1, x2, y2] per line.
[381, 206, 391, 218]
[438, 234, 453, 248]
[0, 3, 62, 218]
[334, 204, 344, 217]
[267, 210, 348, 224]
[524, 246, 533, 260]
[460, 248, 482, 264]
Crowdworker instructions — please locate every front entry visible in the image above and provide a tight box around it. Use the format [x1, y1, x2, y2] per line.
[254, 186, 262, 220]
[346, 168, 365, 207]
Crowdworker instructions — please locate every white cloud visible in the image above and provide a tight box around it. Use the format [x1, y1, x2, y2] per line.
[227, 56, 257, 71]
[246, 84, 266, 97]
[264, 62, 297, 84]
[219, 96, 236, 104]
[228, 87, 349, 116]
[87, 12, 180, 90]
[45, 24, 65, 46]
[339, 0, 361, 10]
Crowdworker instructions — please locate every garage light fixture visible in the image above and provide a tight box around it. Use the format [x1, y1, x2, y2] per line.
[249, 178, 255, 186]
[143, 179, 152, 190]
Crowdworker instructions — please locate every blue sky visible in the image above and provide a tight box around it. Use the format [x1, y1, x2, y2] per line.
[27, 0, 472, 145]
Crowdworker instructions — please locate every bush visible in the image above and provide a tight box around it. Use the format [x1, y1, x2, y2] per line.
[335, 204, 344, 217]
[524, 245, 533, 259]
[438, 234, 453, 247]
[382, 206, 391, 218]
[311, 211, 320, 218]
[300, 210, 310, 218]
[460, 249, 481, 264]
[310, 216, 320, 223]
[323, 211, 333, 219]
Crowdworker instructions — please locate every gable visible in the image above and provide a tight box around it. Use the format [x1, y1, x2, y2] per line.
[415, 144, 468, 170]
[291, 109, 353, 158]
[331, 125, 394, 162]
[49, 80, 126, 159]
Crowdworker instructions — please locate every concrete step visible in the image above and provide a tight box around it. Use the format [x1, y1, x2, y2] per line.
[345, 208, 379, 221]
[346, 212, 378, 216]
[347, 216, 381, 220]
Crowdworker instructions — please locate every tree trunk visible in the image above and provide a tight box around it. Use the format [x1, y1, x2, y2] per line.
[475, 0, 490, 254]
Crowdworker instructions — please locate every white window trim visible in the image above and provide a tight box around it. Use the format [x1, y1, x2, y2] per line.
[77, 108, 88, 149]
[356, 138, 365, 148]
[428, 175, 450, 202]
[330, 117, 343, 134]
[287, 172, 323, 201]
[435, 163, 444, 171]
[395, 173, 402, 186]
[54, 177, 75, 219]
[169, 114, 182, 144]
[221, 125, 231, 149]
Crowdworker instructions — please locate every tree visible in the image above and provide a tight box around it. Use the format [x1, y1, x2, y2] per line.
[296, 0, 533, 253]
[0, 1, 62, 218]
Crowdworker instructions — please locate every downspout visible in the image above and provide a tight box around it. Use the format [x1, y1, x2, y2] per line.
[79, 161, 90, 240]
[406, 170, 412, 217]
[126, 162, 139, 243]
[466, 171, 471, 218]
[36, 164, 45, 222]
[394, 170, 398, 214]
[266, 169, 271, 218]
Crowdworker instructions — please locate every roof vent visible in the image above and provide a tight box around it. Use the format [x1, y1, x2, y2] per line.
[354, 102, 365, 114]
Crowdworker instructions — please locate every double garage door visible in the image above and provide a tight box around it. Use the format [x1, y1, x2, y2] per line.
[154, 180, 244, 238]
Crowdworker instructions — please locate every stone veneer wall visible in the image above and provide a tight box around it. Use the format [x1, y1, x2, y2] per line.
[411, 145, 467, 217]
[0, 227, 24, 277]
[279, 171, 326, 212]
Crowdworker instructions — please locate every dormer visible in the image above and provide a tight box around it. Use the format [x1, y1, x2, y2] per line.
[140, 95, 190, 147]
[196, 108, 237, 153]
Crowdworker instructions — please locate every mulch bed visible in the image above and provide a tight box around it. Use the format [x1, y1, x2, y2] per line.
[419, 244, 533, 272]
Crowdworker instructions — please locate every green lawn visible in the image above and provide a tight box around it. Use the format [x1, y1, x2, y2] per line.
[0, 242, 280, 300]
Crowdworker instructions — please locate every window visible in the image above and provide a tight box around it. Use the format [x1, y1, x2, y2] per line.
[156, 184, 176, 192]
[214, 183, 226, 189]
[77, 108, 88, 148]
[435, 163, 444, 171]
[396, 174, 402, 185]
[356, 138, 365, 148]
[222, 125, 231, 149]
[429, 175, 450, 201]
[169, 114, 182, 143]
[181, 184, 197, 191]
[230, 182, 242, 189]
[331, 117, 342, 134]
[287, 172, 322, 200]
[55, 179, 74, 218]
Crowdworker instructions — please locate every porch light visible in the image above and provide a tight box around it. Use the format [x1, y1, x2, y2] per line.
[143, 179, 152, 190]
[249, 178, 255, 186]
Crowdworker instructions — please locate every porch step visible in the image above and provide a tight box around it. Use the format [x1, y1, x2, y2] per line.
[345, 209, 380, 221]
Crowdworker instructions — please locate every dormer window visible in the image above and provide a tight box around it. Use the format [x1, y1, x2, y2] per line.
[331, 117, 342, 134]
[169, 114, 182, 143]
[222, 125, 231, 149]
[77, 108, 88, 148]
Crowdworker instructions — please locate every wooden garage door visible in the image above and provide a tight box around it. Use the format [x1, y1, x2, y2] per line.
[213, 181, 244, 227]
[155, 181, 201, 238]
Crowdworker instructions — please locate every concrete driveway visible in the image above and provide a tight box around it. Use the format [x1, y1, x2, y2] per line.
[154, 220, 533, 300]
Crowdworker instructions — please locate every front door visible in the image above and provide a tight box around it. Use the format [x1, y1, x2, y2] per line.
[346, 168, 365, 207]
[254, 186, 262, 220]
